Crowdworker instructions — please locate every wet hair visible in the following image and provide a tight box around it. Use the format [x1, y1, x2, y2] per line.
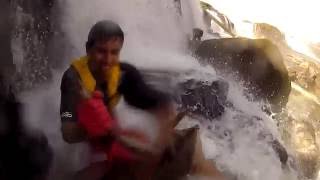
[86, 20, 124, 51]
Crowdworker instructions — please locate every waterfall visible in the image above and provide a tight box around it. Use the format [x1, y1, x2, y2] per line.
[8, 0, 302, 179]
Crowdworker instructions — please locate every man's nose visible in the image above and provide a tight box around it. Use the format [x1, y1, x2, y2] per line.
[103, 54, 112, 65]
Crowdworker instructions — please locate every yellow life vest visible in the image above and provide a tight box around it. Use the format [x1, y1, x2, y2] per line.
[71, 56, 121, 109]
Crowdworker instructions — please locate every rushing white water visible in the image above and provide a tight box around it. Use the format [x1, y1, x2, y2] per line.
[16, 0, 300, 179]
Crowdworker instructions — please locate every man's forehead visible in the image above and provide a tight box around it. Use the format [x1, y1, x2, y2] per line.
[96, 37, 123, 45]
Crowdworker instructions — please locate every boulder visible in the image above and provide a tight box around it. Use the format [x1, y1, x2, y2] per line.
[195, 38, 291, 109]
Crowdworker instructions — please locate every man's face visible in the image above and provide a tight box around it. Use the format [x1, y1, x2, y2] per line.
[88, 37, 123, 73]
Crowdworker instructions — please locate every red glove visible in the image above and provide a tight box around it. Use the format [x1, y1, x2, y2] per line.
[77, 91, 115, 138]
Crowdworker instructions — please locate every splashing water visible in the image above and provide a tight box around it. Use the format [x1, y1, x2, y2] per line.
[15, 0, 300, 179]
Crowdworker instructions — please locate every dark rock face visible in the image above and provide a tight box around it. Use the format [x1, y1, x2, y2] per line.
[0, 78, 53, 180]
[195, 38, 291, 109]
[0, 2, 55, 177]
[10, 0, 55, 90]
[1, 0, 65, 91]
[0, 0, 16, 80]
[13, 0, 54, 39]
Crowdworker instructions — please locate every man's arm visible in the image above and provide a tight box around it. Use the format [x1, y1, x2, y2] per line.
[119, 63, 176, 152]
[118, 63, 172, 111]
[60, 67, 87, 144]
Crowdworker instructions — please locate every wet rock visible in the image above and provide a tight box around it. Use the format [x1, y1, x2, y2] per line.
[195, 38, 291, 109]
[178, 79, 228, 120]
[141, 69, 228, 120]
[287, 120, 320, 179]
[14, 0, 53, 88]
[8, 0, 57, 91]
[0, 0, 16, 80]
[276, 87, 320, 179]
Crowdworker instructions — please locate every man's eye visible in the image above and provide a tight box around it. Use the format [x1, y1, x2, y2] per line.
[97, 48, 106, 54]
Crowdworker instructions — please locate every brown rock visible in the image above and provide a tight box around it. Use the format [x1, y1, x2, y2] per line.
[195, 38, 291, 109]
[253, 23, 320, 99]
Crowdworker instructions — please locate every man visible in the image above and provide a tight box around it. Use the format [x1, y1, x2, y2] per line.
[60, 20, 225, 180]
[60, 20, 175, 179]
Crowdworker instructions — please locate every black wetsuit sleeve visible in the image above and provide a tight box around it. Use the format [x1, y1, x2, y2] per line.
[60, 67, 81, 122]
[118, 63, 171, 110]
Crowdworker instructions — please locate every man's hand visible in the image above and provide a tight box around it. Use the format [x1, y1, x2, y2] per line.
[77, 91, 115, 138]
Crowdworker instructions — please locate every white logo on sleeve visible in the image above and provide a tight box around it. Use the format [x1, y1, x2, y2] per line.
[61, 112, 72, 118]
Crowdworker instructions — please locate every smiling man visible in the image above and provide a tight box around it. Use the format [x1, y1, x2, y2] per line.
[60, 20, 175, 179]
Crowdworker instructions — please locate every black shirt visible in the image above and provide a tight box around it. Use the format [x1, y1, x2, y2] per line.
[60, 62, 170, 122]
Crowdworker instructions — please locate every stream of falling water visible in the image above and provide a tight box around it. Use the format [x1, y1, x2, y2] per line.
[15, 0, 302, 179]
